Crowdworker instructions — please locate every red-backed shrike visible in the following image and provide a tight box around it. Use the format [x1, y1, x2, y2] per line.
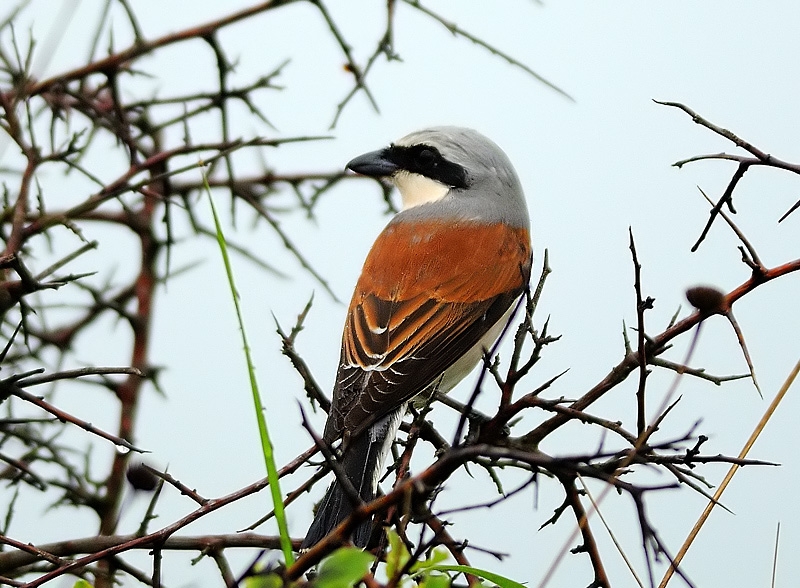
[301, 127, 532, 548]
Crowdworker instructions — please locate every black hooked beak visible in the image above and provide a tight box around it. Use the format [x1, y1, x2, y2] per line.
[346, 148, 399, 178]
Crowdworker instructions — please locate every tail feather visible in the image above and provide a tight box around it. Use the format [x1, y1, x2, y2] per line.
[301, 407, 404, 549]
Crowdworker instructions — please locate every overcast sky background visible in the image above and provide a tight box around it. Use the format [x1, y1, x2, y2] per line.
[6, 1, 800, 587]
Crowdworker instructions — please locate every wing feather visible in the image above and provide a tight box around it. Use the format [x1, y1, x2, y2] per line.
[324, 219, 531, 442]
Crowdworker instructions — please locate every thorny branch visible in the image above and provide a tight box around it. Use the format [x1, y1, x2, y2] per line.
[655, 100, 800, 249]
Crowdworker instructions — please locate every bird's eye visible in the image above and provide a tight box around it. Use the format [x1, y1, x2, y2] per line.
[415, 148, 436, 168]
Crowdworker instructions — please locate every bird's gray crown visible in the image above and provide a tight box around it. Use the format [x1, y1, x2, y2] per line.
[392, 126, 529, 228]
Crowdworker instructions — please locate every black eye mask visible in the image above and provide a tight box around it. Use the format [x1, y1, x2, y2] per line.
[385, 144, 469, 189]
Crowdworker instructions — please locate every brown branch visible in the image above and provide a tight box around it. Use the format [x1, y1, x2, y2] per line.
[696, 186, 764, 270]
[274, 297, 329, 413]
[520, 254, 800, 446]
[15, 366, 144, 388]
[423, 515, 480, 587]
[560, 476, 609, 588]
[22, 138, 324, 239]
[20, 1, 301, 98]
[654, 100, 772, 161]
[629, 228, 652, 436]
[692, 161, 752, 252]
[723, 310, 761, 396]
[11, 442, 317, 586]
[649, 357, 749, 386]
[0, 535, 66, 570]
[286, 443, 661, 579]
[97, 158, 161, 542]
[6, 386, 144, 452]
[0, 533, 282, 574]
[142, 466, 208, 506]
[655, 100, 800, 248]
[402, 0, 573, 101]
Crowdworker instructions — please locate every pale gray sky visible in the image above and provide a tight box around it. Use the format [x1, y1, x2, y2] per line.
[6, 2, 800, 587]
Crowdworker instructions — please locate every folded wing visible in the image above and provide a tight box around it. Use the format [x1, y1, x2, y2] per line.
[324, 219, 532, 443]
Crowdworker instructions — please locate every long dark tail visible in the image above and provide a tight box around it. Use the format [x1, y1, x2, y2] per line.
[301, 408, 403, 549]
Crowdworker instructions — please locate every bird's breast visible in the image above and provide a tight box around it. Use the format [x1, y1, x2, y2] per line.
[357, 219, 531, 304]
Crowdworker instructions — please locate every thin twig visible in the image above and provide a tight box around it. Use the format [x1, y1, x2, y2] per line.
[629, 228, 652, 436]
[403, 0, 573, 101]
[7, 386, 144, 452]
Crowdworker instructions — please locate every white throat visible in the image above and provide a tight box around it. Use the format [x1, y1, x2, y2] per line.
[393, 171, 450, 210]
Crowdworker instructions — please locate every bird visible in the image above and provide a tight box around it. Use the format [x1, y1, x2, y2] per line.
[301, 126, 532, 549]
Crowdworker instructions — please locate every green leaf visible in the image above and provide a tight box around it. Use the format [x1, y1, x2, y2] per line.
[410, 546, 450, 572]
[244, 571, 284, 588]
[430, 565, 526, 588]
[418, 572, 451, 588]
[385, 528, 410, 578]
[72, 581, 94, 588]
[313, 547, 374, 588]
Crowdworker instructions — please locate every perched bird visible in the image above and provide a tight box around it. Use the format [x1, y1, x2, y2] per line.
[301, 126, 532, 549]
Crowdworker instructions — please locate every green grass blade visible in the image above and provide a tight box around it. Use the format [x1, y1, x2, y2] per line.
[205, 175, 295, 565]
[431, 565, 526, 588]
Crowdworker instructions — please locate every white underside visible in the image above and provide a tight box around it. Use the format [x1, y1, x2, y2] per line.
[436, 304, 516, 395]
[367, 406, 406, 490]
[393, 171, 450, 210]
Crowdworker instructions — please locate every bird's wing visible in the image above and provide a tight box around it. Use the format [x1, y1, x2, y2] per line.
[324, 218, 531, 442]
